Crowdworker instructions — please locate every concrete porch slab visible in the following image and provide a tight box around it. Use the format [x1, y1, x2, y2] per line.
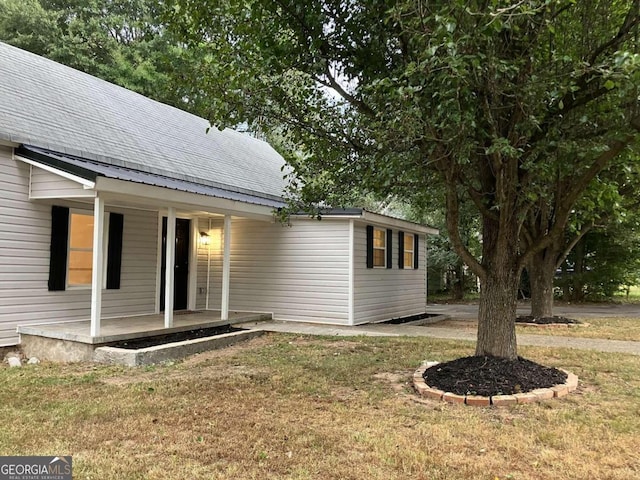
[17, 310, 272, 362]
[17, 310, 272, 345]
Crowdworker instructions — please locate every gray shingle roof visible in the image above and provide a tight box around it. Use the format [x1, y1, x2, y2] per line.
[0, 42, 287, 201]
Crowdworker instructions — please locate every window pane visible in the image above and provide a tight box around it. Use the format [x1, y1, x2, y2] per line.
[404, 234, 414, 252]
[404, 252, 414, 267]
[70, 213, 94, 249]
[68, 250, 93, 285]
[373, 249, 386, 267]
[373, 228, 387, 242]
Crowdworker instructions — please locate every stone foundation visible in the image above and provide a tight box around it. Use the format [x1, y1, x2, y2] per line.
[20, 334, 96, 362]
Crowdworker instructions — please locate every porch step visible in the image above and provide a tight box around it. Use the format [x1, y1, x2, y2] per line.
[94, 329, 264, 366]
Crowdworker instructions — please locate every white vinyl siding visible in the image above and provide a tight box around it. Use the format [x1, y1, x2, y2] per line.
[29, 166, 95, 199]
[354, 222, 426, 324]
[0, 147, 158, 345]
[196, 217, 223, 311]
[196, 217, 351, 324]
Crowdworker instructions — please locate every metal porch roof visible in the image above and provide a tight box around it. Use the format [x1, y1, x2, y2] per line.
[16, 145, 287, 209]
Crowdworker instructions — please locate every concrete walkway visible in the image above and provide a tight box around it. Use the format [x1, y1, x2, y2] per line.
[240, 303, 640, 356]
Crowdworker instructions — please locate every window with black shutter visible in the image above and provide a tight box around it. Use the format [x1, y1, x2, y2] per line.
[48, 206, 123, 290]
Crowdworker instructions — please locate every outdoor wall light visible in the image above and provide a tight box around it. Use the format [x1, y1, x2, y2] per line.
[199, 231, 211, 246]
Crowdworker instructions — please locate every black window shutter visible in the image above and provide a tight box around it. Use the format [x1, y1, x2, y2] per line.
[106, 212, 124, 289]
[398, 231, 405, 269]
[414, 234, 420, 269]
[386, 229, 393, 269]
[366, 225, 374, 268]
[48, 205, 69, 291]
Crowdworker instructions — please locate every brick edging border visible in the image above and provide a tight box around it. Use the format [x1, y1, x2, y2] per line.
[413, 361, 578, 406]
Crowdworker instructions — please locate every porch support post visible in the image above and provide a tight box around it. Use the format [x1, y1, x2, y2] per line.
[221, 215, 231, 321]
[90, 195, 105, 337]
[164, 207, 176, 328]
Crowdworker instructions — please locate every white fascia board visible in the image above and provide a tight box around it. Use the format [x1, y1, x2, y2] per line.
[360, 211, 439, 235]
[95, 176, 275, 220]
[291, 211, 439, 235]
[14, 155, 96, 188]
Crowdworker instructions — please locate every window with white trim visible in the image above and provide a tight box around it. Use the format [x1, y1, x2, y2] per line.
[67, 212, 94, 286]
[404, 233, 415, 268]
[373, 227, 386, 267]
[66, 211, 110, 288]
[49, 206, 122, 291]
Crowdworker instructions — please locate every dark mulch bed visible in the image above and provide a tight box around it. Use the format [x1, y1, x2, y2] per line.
[382, 312, 440, 325]
[516, 315, 582, 325]
[110, 325, 243, 350]
[423, 355, 567, 397]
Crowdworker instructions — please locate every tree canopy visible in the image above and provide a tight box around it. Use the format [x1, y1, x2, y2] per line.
[0, 0, 192, 111]
[3, 0, 638, 359]
[167, 0, 640, 359]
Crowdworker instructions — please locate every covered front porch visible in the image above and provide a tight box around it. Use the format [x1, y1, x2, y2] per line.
[13, 146, 284, 361]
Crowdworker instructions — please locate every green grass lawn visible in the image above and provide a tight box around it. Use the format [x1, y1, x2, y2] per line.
[613, 285, 640, 302]
[440, 316, 640, 341]
[1, 334, 639, 480]
[515, 316, 640, 341]
[432, 285, 640, 304]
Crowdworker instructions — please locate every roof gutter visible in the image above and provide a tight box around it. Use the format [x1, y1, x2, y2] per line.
[290, 209, 439, 235]
[14, 145, 98, 184]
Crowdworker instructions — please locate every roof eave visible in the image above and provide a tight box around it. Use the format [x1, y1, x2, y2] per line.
[290, 209, 439, 235]
[15, 145, 98, 182]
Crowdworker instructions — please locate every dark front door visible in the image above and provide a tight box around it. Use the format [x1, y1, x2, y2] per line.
[160, 217, 190, 311]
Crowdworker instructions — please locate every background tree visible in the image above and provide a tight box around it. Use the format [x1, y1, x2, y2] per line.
[557, 183, 640, 300]
[524, 151, 640, 315]
[524, 161, 627, 316]
[405, 194, 481, 300]
[0, 0, 190, 111]
[558, 220, 640, 300]
[167, 0, 640, 359]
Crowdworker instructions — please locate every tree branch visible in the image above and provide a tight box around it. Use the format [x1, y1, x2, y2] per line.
[557, 116, 640, 222]
[554, 222, 594, 270]
[444, 184, 486, 281]
[520, 115, 640, 268]
[315, 64, 375, 116]
[588, 2, 640, 65]
[528, 7, 640, 150]
[465, 184, 500, 223]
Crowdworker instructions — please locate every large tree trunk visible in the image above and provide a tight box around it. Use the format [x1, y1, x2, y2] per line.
[476, 216, 520, 360]
[528, 249, 557, 318]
